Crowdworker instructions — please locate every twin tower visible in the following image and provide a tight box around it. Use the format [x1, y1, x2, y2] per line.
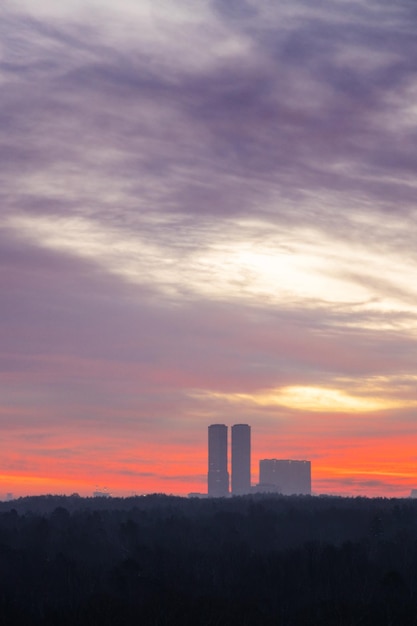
[208, 424, 250, 497]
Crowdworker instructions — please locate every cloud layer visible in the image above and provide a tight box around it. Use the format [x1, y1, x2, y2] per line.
[1, 0, 417, 497]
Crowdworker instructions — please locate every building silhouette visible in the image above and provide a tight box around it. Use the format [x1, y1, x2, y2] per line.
[259, 459, 311, 495]
[208, 424, 229, 496]
[231, 424, 251, 495]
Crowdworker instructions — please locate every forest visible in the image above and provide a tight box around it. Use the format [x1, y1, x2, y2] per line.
[1, 493, 417, 625]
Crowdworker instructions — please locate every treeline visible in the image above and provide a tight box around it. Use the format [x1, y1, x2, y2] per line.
[1, 494, 417, 624]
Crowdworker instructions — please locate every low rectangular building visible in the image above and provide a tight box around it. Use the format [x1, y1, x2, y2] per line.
[259, 459, 311, 495]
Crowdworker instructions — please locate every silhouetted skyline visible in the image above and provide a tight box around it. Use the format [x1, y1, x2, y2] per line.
[207, 424, 311, 497]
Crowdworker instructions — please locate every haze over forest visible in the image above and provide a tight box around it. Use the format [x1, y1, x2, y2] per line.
[2, 493, 417, 625]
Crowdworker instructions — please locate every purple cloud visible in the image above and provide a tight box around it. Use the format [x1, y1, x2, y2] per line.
[1, 0, 417, 496]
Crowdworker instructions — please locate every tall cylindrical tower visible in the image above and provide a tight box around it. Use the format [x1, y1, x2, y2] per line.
[231, 424, 251, 495]
[208, 424, 229, 497]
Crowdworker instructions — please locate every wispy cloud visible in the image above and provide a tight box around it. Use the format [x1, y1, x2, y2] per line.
[1, 0, 416, 496]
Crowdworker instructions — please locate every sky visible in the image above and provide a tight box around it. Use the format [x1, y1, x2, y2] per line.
[1, 0, 417, 498]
